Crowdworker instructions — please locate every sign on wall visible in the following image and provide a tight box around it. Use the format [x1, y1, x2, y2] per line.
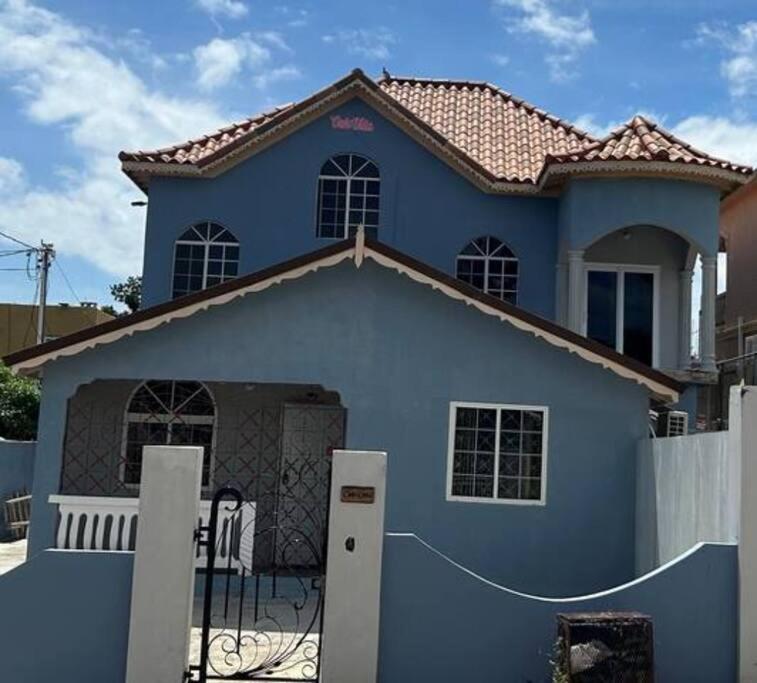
[330, 115, 375, 132]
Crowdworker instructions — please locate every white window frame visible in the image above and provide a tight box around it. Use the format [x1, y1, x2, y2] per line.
[315, 154, 380, 239]
[119, 381, 217, 491]
[582, 263, 661, 368]
[445, 401, 549, 506]
[455, 237, 519, 304]
[171, 221, 239, 299]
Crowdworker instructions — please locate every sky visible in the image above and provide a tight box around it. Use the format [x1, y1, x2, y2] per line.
[0, 0, 755, 310]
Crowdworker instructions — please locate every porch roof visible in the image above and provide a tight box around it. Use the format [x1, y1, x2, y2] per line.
[3, 232, 682, 402]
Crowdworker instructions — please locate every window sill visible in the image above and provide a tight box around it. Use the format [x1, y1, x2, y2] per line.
[446, 494, 546, 506]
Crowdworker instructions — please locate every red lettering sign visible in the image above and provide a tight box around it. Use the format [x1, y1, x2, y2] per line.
[330, 115, 374, 132]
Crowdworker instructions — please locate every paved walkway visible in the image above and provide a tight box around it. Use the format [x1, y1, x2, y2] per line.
[0, 539, 27, 576]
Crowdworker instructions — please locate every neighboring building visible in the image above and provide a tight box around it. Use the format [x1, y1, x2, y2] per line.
[0, 303, 114, 357]
[4, 69, 752, 596]
[701, 176, 757, 426]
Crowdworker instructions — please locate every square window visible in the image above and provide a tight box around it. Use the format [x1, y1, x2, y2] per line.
[224, 261, 238, 276]
[208, 245, 223, 260]
[449, 405, 546, 503]
[225, 246, 239, 261]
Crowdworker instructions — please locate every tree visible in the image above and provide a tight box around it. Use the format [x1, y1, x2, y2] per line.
[110, 276, 142, 314]
[0, 363, 40, 441]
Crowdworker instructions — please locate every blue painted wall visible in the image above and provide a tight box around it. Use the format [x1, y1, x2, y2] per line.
[142, 97, 561, 318]
[0, 550, 132, 683]
[31, 259, 649, 595]
[378, 536, 737, 682]
[0, 440, 35, 539]
[558, 177, 721, 256]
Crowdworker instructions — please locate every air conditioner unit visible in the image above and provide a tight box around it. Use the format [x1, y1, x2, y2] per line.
[657, 410, 688, 437]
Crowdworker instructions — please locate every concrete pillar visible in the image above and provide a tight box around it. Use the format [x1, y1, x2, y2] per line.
[567, 249, 585, 333]
[678, 268, 693, 369]
[555, 262, 567, 327]
[700, 255, 717, 373]
[125, 446, 203, 683]
[739, 386, 757, 682]
[321, 450, 387, 683]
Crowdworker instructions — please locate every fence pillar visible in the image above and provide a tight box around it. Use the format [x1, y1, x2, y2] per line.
[738, 386, 757, 681]
[125, 446, 203, 683]
[321, 450, 387, 683]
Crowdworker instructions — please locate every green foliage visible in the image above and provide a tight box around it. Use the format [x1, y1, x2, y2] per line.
[0, 363, 40, 441]
[100, 304, 118, 318]
[110, 275, 142, 313]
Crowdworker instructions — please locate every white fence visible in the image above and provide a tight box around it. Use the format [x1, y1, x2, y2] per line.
[49, 494, 253, 569]
[635, 430, 738, 575]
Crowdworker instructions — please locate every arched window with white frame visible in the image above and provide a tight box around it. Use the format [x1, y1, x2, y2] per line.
[172, 221, 239, 299]
[456, 236, 519, 305]
[122, 380, 215, 487]
[316, 154, 380, 238]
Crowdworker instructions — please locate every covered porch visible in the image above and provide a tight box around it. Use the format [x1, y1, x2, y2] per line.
[49, 378, 346, 570]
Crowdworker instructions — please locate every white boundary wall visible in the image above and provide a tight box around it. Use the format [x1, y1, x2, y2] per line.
[636, 428, 737, 575]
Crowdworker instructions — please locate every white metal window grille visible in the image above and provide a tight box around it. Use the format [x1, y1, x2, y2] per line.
[447, 402, 547, 504]
[122, 380, 215, 486]
[173, 222, 239, 299]
[316, 154, 380, 238]
[456, 236, 519, 304]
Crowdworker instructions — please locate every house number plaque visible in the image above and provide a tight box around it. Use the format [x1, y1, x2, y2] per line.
[341, 486, 375, 504]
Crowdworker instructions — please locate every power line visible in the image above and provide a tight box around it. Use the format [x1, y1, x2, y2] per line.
[54, 260, 82, 304]
[0, 229, 35, 251]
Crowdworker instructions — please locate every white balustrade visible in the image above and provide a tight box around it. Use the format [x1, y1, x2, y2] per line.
[48, 494, 254, 569]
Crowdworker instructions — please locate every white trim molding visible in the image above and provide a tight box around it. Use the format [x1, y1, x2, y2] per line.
[445, 401, 549, 506]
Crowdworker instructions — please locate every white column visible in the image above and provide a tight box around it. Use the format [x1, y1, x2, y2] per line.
[738, 386, 757, 681]
[700, 255, 717, 373]
[555, 262, 567, 327]
[125, 445, 203, 683]
[678, 269, 693, 369]
[567, 249, 585, 333]
[321, 450, 387, 683]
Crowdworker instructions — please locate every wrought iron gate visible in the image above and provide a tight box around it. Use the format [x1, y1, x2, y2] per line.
[190, 404, 342, 682]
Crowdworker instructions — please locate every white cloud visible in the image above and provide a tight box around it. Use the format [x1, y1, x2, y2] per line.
[193, 35, 271, 91]
[321, 28, 396, 61]
[0, 0, 231, 276]
[195, 0, 248, 20]
[697, 21, 757, 98]
[252, 65, 301, 89]
[672, 116, 757, 167]
[490, 53, 510, 67]
[493, 0, 595, 82]
[0, 157, 27, 195]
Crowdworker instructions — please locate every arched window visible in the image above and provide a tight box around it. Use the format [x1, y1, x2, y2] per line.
[456, 236, 519, 304]
[173, 222, 239, 299]
[122, 380, 215, 487]
[316, 154, 380, 238]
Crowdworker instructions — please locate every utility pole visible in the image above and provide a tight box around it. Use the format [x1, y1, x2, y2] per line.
[35, 241, 54, 345]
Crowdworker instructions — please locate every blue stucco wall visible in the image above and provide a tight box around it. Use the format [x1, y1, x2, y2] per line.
[0, 440, 35, 540]
[31, 259, 650, 596]
[0, 550, 133, 683]
[142, 96, 559, 319]
[378, 536, 737, 682]
[559, 177, 721, 256]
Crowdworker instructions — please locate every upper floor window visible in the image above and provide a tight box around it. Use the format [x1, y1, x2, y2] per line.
[122, 380, 215, 487]
[456, 236, 519, 305]
[173, 222, 239, 299]
[583, 264, 659, 367]
[316, 154, 380, 239]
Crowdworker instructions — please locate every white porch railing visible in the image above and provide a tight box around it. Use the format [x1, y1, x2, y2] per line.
[48, 494, 254, 569]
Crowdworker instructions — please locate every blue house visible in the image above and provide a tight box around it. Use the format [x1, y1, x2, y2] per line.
[5, 69, 751, 598]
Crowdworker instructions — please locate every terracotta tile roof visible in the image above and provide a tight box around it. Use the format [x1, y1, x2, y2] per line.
[548, 115, 753, 177]
[119, 70, 752, 189]
[377, 76, 596, 182]
[118, 104, 295, 165]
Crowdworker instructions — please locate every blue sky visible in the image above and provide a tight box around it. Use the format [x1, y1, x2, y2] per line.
[0, 0, 755, 309]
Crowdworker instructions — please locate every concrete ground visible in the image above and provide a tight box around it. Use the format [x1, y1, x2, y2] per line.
[0, 539, 27, 576]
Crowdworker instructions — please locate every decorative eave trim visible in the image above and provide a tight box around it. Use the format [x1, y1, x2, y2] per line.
[6, 233, 680, 402]
[541, 159, 750, 190]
